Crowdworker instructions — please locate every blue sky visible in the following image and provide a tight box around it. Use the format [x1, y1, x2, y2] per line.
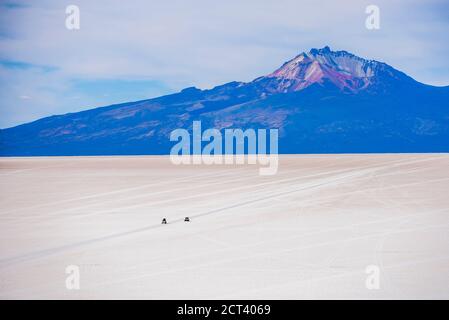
[0, 0, 448, 128]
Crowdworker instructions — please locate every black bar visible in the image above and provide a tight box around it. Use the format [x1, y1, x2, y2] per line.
[1, 300, 447, 319]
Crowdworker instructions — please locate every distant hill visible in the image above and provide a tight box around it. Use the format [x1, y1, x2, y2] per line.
[1, 46, 449, 156]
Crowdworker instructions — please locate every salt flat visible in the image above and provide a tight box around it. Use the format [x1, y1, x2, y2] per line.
[0, 154, 449, 299]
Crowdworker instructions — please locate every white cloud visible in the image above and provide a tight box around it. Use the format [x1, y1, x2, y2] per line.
[0, 0, 448, 127]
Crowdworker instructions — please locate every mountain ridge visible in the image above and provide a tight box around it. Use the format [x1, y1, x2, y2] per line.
[1, 46, 449, 156]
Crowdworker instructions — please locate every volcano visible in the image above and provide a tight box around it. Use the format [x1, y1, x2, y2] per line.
[1, 46, 448, 155]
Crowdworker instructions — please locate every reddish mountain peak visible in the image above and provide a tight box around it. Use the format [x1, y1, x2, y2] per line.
[263, 46, 386, 93]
